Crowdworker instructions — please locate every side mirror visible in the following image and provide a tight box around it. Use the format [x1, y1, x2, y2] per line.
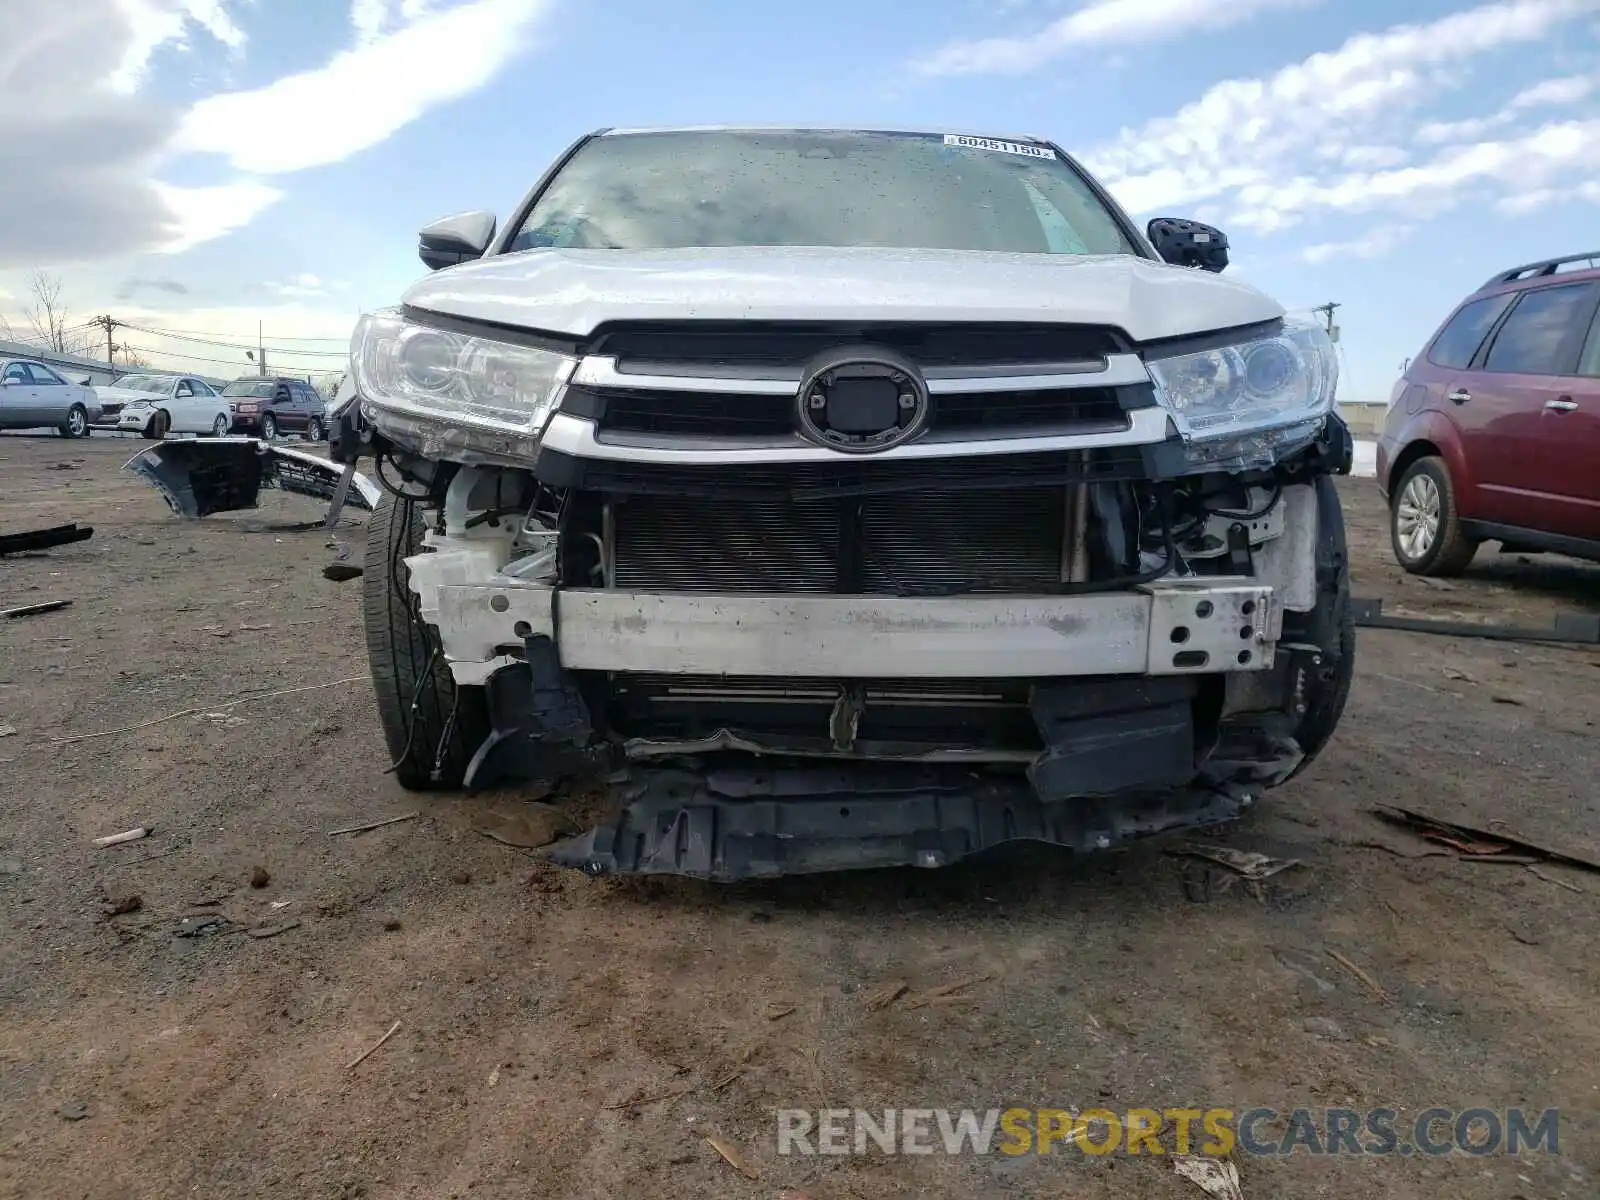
[419, 211, 497, 271]
[1147, 218, 1229, 273]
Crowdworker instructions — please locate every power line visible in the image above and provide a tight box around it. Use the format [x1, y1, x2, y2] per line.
[121, 321, 350, 343]
[117, 321, 351, 357]
[120, 344, 344, 372]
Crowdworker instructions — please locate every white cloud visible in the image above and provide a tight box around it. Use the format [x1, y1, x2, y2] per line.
[110, 0, 246, 93]
[914, 0, 1313, 76]
[352, 0, 434, 45]
[1084, 0, 1600, 243]
[1301, 224, 1416, 265]
[265, 273, 329, 297]
[1510, 74, 1593, 107]
[1493, 177, 1600, 213]
[173, 0, 551, 174]
[151, 180, 285, 253]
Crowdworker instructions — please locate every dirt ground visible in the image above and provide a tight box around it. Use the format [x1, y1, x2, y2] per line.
[2, 432, 1597, 1200]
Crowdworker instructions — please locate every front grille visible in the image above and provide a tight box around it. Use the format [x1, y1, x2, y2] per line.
[591, 320, 1127, 367]
[610, 487, 1066, 595]
[583, 385, 1129, 439]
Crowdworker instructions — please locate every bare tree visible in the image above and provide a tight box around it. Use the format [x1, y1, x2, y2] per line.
[24, 271, 96, 358]
[118, 344, 151, 368]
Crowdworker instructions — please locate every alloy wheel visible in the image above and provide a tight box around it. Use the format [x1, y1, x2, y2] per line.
[1395, 473, 1441, 560]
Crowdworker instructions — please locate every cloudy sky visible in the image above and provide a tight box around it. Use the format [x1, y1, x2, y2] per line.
[0, 0, 1597, 398]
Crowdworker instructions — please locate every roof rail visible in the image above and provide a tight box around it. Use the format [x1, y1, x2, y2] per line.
[1480, 251, 1600, 291]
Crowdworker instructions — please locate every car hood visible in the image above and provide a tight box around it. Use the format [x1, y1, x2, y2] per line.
[402, 246, 1283, 344]
[96, 386, 165, 403]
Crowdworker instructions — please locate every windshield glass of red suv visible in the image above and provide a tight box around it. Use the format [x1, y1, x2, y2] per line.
[508, 129, 1137, 257]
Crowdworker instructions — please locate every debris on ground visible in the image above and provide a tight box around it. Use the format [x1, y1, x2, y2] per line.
[322, 563, 363, 582]
[488, 1066, 500, 1088]
[93, 826, 151, 848]
[346, 1020, 402, 1071]
[1173, 844, 1303, 879]
[174, 915, 229, 938]
[56, 1101, 90, 1122]
[451, 869, 472, 885]
[1442, 667, 1476, 682]
[1370, 804, 1600, 874]
[1526, 865, 1586, 894]
[1326, 950, 1388, 1002]
[863, 980, 909, 1012]
[905, 974, 994, 1009]
[249, 866, 271, 889]
[1351, 597, 1600, 646]
[51, 676, 365, 746]
[247, 920, 300, 939]
[2, 599, 73, 619]
[473, 805, 573, 850]
[704, 1134, 759, 1180]
[602, 1085, 692, 1111]
[1173, 1155, 1243, 1199]
[0, 725, 16, 739]
[198, 711, 248, 727]
[327, 813, 419, 837]
[0, 522, 93, 556]
[764, 1003, 797, 1021]
[103, 895, 142, 917]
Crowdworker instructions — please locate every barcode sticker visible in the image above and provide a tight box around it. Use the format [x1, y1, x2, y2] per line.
[943, 134, 1057, 160]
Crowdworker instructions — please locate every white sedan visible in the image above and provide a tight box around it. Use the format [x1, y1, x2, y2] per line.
[0, 357, 103, 437]
[94, 373, 234, 439]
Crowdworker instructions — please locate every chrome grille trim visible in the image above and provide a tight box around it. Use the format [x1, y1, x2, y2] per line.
[540, 404, 1170, 463]
[572, 352, 1151, 394]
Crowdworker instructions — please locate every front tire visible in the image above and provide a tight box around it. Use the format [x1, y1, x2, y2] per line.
[142, 409, 169, 440]
[305, 417, 325, 442]
[363, 492, 490, 789]
[58, 404, 88, 439]
[208, 413, 229, 437]
[1390, 456, 1477, 576]
[259, 412, 278, 441]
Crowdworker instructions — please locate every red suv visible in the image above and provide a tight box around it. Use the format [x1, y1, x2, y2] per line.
[1378, 251, 1600, 575]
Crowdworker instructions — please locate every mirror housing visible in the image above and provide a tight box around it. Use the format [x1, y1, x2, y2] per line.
[1147, 218, 1229, 273]
[419, 211, 497, 271]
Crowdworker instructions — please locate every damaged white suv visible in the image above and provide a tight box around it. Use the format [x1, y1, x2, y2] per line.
[335, 126, 1355, 880]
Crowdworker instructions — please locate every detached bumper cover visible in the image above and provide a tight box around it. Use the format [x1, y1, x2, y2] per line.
[122, 438, 380, 518]
[549, 763, 1261, 879]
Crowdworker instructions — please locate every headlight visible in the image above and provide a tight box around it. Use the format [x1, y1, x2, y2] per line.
[1147, 318, 1338, 469]
[126, 399, 150, 409]
[351, 308, 576, 465]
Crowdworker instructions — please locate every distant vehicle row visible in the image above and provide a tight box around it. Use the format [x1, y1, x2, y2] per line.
[0, 362, 328, 441]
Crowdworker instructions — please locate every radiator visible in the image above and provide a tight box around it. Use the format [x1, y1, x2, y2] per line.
[608, 487, 1068, 595]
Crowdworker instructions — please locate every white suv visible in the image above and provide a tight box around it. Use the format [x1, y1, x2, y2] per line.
[342, 126, 1356, 880]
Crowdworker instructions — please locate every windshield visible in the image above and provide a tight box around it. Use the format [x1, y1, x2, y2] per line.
[114, 374, 173, 393]
[222, 380, 276, 398]
[508, 130, 1137, 257]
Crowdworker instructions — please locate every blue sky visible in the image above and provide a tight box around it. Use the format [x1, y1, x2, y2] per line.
[2, 0, 1598, 399]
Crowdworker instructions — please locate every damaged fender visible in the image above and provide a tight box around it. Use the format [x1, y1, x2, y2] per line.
[123, 438, 381, 519]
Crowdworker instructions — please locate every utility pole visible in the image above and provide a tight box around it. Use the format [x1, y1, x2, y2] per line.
[1311, 301, 1341, 334]
[91, 315, 120, 364]
[259, 320, 266, 376]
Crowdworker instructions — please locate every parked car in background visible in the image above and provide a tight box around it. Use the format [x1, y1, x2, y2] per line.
[0, 357, 102, 437]
[94, 373, 233, 439]
[1378, 251, 1600, 575]
[222, 377, 327, 441]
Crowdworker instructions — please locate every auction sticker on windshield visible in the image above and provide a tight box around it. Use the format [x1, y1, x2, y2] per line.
[943, 135, 1057, 159]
